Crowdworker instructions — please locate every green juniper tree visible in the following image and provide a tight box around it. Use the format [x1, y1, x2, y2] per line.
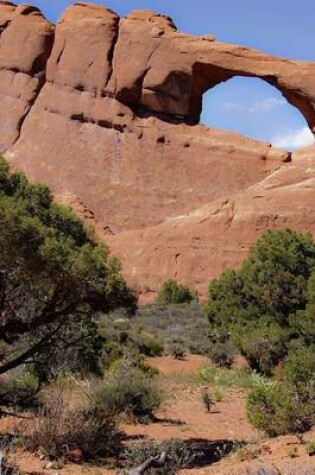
[205, 229, 315, 374]
[0, 157, 136, 409]
[157, 279, 198, 304]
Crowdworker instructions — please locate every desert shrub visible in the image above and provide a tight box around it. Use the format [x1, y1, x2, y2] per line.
[201, 390, 215, 412]
[247, 344, 315, 436]
[305, 440, 315, 456]
[23, 384, 119, 459]
[200, 366, 266, 390]
[232, 322, 287, 376]
[283, 348, 315, 394]
[93, 360, 161, 423]
[213, 387, 225, 402]
[247, 382, 314, 436]
[0, 370, 40, 412]
[115, 302, 208, 358]
[108, 349, 158, 377]
[235, 446, 260, 462]
[207, 334, 236, 368]
[157, 279, 198, 304]
[131, 331, 164, 357]
[103, 341, 124, 368]
[207, 341, 235, 368]
[188, 339, 208, 355]
[205, 229, 315, 375]
[168, 336, 187, 360]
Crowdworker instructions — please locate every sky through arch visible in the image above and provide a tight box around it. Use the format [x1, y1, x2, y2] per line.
[200, 77, 315, 151]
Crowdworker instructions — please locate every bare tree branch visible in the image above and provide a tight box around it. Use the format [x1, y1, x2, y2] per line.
[129, 452, 169, 475]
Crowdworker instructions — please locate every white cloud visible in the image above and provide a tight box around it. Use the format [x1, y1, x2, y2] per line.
[223, 97, 285, 114]
[248, 98, 285, 113]
[272, 127, 315, 150]
[223, 101, 244, 111]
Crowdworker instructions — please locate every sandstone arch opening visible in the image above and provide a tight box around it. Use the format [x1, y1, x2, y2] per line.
[200, 77, 314, 151]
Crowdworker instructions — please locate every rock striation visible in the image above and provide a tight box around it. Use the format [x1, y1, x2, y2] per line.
[1, 2, 315, 299]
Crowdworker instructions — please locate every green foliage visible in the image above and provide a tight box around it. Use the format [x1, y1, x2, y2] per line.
[131, 332, 164, 357]
[0, 157, 136, 409]
[200, 366, 266, 390]
[168, 336, 187, 360]
[207, 334, 236, 368]
[233, 321, 287, 376]
[205, 229, 315, 374]
[202, 390, 214, 412]
[283, 348, 315, 395]
[93, 359, 161, 423]
[97, 302, 208, 367]
[0, 370, 40, 411]
[247, 381, 314, 436]
[305, 440, 315, 456]
[157, 279, 198, 304]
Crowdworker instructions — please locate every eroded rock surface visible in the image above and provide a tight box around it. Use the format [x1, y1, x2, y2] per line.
[108, 147, 315, 299]
[1, 2, 315, 299]
[0, 1, 54, 149]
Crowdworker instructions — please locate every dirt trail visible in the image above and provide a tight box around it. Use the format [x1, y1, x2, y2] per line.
[1, 355, 315, 475]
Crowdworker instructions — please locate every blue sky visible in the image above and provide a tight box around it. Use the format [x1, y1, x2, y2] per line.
[16, 0, 315, 150]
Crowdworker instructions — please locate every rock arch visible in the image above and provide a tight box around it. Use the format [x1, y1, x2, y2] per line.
[109, 10, 315, 133]
[189, 59, 315, 129]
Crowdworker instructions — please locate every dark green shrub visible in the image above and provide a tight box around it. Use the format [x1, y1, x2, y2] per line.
[232, 322, 287, 376]
[205, 229, 315, 375]
[0, 371, 40, 412]
[283, 348, 315, 395]
[157, 279, 198, 304]
[131, 332, 164, 356]
[305, 440, 315, 456]
[0, 157, 136, 410]
[247, 382, 314, 436]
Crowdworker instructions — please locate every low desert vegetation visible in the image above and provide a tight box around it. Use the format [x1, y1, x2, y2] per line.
[157, 278, 198, 305]
[205, 228, 315, 435]
[306, 440, 315, 456]
[98, 300, 209, 360]
[22, 358, 161, 459]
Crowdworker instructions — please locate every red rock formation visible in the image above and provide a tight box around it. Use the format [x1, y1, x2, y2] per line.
[108, 146, 315, 300]
[1, 2, 315, 300]
[0, 1, 54, 150]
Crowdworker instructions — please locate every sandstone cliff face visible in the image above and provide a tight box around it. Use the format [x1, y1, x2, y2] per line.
[0, 1, 54, 150]
[108, 147, 315, 298]
[1, 2, 315, 299]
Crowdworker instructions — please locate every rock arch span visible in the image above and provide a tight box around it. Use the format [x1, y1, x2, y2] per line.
[91, 7, 315, 132]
